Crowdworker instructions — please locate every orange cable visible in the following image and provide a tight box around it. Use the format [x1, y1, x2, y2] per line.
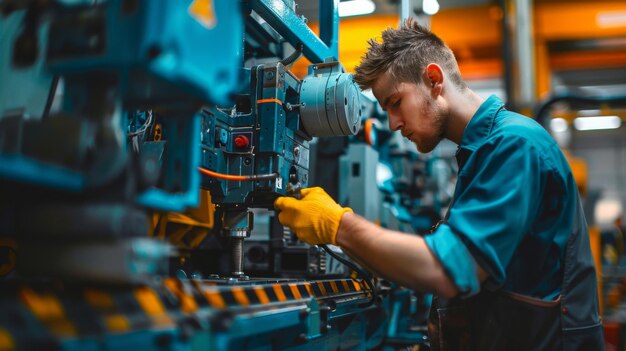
[198, 167, 278, 181]
[256, 98, 283, 105]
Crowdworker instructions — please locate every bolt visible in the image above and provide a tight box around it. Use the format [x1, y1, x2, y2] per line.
[232, 238, 244, 276]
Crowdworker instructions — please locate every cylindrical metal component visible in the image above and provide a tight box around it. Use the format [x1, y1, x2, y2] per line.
[222, 210, 252, 277]
[231, 237, 244, 276]
[300, 64, 361, 137]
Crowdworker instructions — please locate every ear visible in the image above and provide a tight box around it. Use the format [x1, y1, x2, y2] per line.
[425, 63, 444, 95]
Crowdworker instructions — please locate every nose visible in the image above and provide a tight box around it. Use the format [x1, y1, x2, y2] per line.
[387, 111, 403, 132]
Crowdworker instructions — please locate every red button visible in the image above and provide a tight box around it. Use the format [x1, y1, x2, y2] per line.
[234, 135, 249, 148]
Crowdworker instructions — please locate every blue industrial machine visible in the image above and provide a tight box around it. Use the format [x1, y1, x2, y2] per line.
[199, 58, 360, 277]
[0, 1, 430, 350]
[339, 94, 454, 234]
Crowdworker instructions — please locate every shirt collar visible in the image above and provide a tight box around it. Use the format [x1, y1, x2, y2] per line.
[459, 95, 505, 150]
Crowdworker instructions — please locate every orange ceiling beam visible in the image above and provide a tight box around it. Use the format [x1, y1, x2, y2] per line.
[534, 1, 626, 97]
[458, 59, 503, 81]
[431, 5, 504, 80]
[550, 50, 626, 71]
[290, 1, 626, 83]
[535, 2, 626, 41]
[431, 5, 503, 51]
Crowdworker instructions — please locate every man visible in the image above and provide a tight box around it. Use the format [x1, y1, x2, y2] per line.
[275, 19, 603, 350]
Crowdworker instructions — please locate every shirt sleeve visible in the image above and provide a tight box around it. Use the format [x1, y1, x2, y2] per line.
[425, 134, 543, 297]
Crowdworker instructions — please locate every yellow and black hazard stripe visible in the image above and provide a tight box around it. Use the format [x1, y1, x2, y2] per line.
[18, 283, 174, 341]
[187, 278, 366, 309]
[19, 286, 78, 338]
[84, 288, 131, 333]
[8, 278, 368, 342]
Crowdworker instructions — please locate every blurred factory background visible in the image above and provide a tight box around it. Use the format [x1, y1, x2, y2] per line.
[1, 0, 626, 350]
[297, 0, 626, 222]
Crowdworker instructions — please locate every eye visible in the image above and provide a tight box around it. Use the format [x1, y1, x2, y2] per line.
[392, 99, 401, 109]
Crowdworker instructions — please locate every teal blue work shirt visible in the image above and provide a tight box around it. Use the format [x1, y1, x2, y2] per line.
[424, 95, 583, 300]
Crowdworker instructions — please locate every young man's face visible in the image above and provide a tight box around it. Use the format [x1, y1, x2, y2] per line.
[371, 71, 447, 153]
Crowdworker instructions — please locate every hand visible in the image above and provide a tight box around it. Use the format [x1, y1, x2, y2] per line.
[274, 187, 353, 245]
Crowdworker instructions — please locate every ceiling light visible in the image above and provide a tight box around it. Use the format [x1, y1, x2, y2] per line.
[550, 118, 569, 133]
[577, 109, 601, 116]
[573, 115, 621, 131]
[423, 0, 440, 15]
[597, 11, 626, 28]
[595, 197, 623, 226]
[339, 0, 376, 18]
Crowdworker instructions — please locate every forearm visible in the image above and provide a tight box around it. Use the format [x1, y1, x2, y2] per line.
[339, 245, 386, 279]
[336, 212, 459, 298]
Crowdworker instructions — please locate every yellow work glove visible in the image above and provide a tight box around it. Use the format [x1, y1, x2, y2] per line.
[274, 187, 353, 245]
